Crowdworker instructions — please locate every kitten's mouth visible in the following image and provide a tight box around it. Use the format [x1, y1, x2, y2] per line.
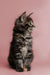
[32, 25, 35, 27]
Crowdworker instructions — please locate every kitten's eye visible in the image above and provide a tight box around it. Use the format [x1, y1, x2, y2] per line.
[25, 24, 28, 26]
[30, 22, 31, 25]
[29, 22, 32, 26]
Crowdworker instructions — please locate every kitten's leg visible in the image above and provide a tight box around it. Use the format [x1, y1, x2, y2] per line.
[27, 65, 31, 71]
[8, 53, 24, 72]
[24, 59, 31, 71]
[24, 50, 33, 71]
[15, 52, 24, 72]
[15, 59, 24, 72]
[8, 56, 16, 69]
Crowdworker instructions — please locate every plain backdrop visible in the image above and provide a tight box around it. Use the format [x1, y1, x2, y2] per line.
[0, 0, 50, 75]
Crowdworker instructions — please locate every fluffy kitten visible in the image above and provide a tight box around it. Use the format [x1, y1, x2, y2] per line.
[8, 12, 35, 72]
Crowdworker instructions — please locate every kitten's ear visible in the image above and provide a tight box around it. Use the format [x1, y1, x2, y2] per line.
[27, 12, 33, 17]
[20, 12, 26, 22]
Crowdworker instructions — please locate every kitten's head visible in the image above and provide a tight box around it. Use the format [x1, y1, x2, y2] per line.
[15, 12, 35, 33]
[21, 12, 35, 33]
[24, 15, 35, 33]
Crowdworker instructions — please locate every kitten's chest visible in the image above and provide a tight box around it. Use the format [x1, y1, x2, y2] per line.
[21, 46, 28, 58]
[20, 33, 32, 58]
[25, 32, 32, 44]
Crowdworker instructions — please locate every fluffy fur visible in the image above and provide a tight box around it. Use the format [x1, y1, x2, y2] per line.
[8, 12, 35, 72]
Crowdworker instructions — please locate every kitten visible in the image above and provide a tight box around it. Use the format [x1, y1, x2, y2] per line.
[8, 12, 35, 72]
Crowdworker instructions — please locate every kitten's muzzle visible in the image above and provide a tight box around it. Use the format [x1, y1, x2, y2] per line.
[32, 25, 35, 27]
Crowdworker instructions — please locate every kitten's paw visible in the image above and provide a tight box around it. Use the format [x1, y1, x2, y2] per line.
[27, 66, 31, 71]
[16, 68, 24, 72]
[24, 68, 27, 71]
[24, 66, 31, 71]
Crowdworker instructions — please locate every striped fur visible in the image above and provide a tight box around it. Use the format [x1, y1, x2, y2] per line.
[8, 12, 35, 72]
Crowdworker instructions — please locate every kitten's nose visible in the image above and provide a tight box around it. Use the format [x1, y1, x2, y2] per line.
[32, 25, 35, 27]
[31, 22, 35, 27]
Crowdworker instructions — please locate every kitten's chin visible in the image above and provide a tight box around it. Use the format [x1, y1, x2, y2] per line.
[28, 30, 32, 34]
[27, 27, 33, 33]
[32, 27, 35, 31]
[28, 27, 35, 33]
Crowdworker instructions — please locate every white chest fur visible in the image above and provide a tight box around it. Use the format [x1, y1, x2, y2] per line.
[21, 46, 28, 58]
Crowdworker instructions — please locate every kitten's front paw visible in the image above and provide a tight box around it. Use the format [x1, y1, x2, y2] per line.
[27, 66, 31, 71]
[24, 66, 31, 71]
[16, 67, 24, 72]
[24, 68, 27, 71]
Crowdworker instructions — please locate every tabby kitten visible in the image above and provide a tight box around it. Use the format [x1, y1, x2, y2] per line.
[8, 12, 35, 72]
